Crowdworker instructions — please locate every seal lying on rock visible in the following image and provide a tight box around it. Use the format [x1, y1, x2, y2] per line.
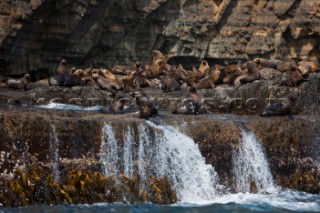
[48, 74, 81, 87]
[253, 58, 281, 69]
[195, 69, 221, 89]
[259, 93, 297, 119]
[7, 74, 30, 90]
[276, 60, 297, 73]
[280, 68, 306, 87]
[298, 61, 320, 76]
[235, 61, 261, 86]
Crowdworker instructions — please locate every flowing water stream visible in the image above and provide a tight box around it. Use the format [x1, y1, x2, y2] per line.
[232, 129, 277, 193]
[49, 123, 60, 182]
[99, 121, 219, 203]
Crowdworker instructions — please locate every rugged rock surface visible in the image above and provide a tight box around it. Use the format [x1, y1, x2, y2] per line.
[0, 0, 319, 79]
[0, 107, 320, 207]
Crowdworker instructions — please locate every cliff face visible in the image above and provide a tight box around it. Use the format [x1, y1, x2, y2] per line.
[0, 0, 319, 78]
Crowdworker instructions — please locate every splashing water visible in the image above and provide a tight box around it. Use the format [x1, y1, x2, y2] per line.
[100, 121, 219, 203]
[145, 121, 219, 202]
[232, 130, 277, 193]
[49, 123, 60, 182]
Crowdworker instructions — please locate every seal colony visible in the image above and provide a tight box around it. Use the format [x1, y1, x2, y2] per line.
[0, 50, 318, 119]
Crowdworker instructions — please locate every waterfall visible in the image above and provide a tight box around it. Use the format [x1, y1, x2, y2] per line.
[99, 121, 219, 203]
[146, 121, 219, 202]
[49, 123, 60, 182]
[232, 130, 277, 193]
[123, 126, 134, 178]
[100, 123, 119, 176]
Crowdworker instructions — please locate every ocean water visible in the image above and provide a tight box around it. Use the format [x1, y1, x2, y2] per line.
[2, 190, 320, 213]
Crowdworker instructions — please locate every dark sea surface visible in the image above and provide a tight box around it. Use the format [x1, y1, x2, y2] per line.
[2, 190, 320, 213]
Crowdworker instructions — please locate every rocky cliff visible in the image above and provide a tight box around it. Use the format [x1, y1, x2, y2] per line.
[0, 0, 319, 79]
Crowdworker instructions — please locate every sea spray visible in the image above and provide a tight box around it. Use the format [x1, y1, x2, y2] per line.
[99, 121, 219, 203]
[49, 123, 60, 182]
[232, 130, 277, 193]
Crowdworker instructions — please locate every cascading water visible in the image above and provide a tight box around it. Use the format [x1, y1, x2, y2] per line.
[49, 123, 60, 182]
[100, 123, 119, 177]
[146, 121, 219, 202]
[232, 130, 277, 193]
[123, 126, 134, 178]
[99, 121, 219, 203]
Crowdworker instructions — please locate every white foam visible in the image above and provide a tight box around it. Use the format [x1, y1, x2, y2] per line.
[209, 190, 320, 212]
[37, 102, 102, 111]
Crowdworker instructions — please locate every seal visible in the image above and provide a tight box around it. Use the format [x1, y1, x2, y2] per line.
[93, 69, 123, 91]
[143, 58, 166, 79]
[198, 60, 210, 74]
[195, 69, 221, 89]
[172, 101, 196, 115]
[152, 50, 165, 63]
[70, 68, 92, 85]
[223, 65, 245, 85]
[7, 74, 30, 90]
[253, 58, 281, 69]
[55, 59, 67, 75]
[234, 61, 261, 86]
[298, 61, 320, 76]
[100, 91, 131, 114]
[0, 77, 8, 88]
[276, 60, 297, 73]
[160, 74, 181, 92]
[134, 92, 159, 119]
[279, 67, 306, 87]
[185, 86, 207, 114]
[91, 69, 115, 92]
[48, 74, 81, 87]
[259, 93, 297, 119]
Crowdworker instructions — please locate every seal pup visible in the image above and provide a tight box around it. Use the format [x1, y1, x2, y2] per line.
[259, 93, 297, 119]
[7, 74, 30, 90]
[234, 61, 261, 86]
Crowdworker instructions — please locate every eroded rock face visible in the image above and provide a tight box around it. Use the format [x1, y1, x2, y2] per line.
[0, 107, 320, 206]
[0, 0, 319, 78]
